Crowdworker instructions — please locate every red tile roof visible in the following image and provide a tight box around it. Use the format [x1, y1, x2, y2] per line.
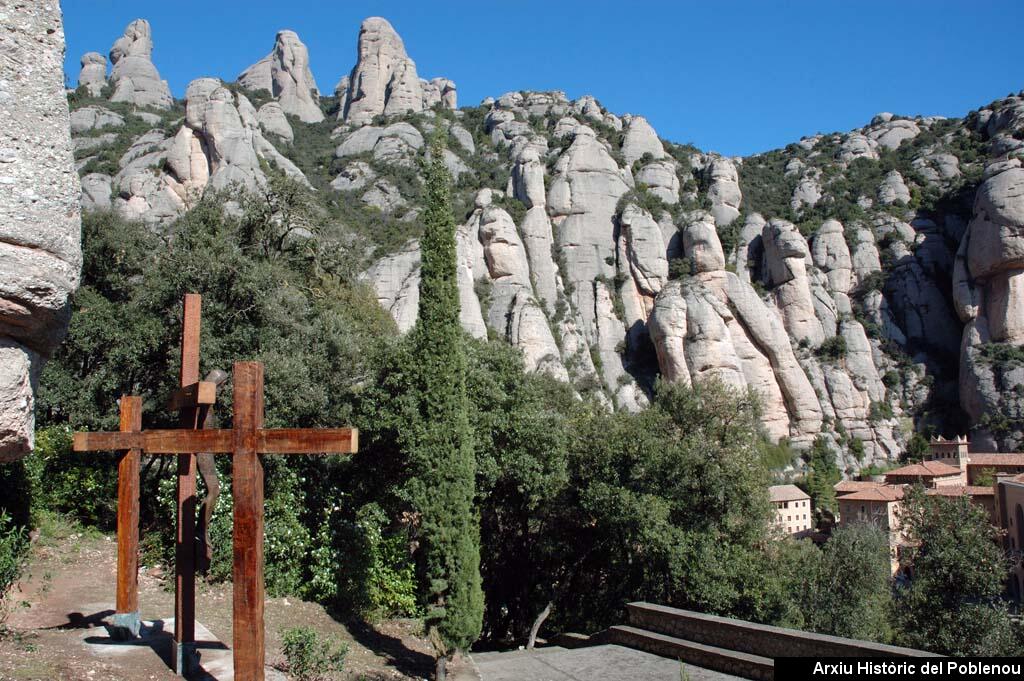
[925, 485, 994, 497]
[885, 461, 962, 478]
[967, 453, 1024, 466]
[835, 480, 885, 495]
[838, 486, 905, 502]
[769, 484, 810, 503]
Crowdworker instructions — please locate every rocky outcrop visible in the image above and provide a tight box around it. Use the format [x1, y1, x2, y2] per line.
[762, 219, 825, 346]
[878, 170, 911, 205]
[622, 116, 665, 165]
[1, 1, 82, 460]
[70, 106, 124, 134]
[955, 159, 1024, 448]
[237, 30, 324, 123]
[649, 220, 822, 441]
[338, 17, 457, 125]
[112, 77, 308, 223]
[108, 19, 172, 109]
[77, 52, 107, 96]
[547, 125, 631, 339]
[705, 156, 742, 226]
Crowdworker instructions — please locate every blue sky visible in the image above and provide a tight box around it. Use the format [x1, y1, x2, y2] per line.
[62, 1, 1023, 157]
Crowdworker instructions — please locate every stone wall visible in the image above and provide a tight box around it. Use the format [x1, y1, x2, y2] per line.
[623, 602, 936, 661]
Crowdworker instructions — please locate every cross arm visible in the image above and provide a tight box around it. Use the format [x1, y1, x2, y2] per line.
[74, 429, 234, 454]
[73, 428, 359, 455]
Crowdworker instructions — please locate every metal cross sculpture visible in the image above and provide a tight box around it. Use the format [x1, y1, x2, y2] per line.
[73, 294, 359, 681]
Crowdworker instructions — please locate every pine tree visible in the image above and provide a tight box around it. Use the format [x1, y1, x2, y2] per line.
[406, 133, 483, 677]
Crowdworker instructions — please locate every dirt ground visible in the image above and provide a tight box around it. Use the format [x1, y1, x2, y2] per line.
[0, 517, 478, 680]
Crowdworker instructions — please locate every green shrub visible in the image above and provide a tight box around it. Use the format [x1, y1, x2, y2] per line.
[0, 511, 28, 623]
[868, 401, 894, 422]
[816, 335, 848, 361]
[280, 626, 347, 681]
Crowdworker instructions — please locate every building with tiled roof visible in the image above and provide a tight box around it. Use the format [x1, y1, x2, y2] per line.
[836, 484, 906, 574]
[834, 480, 885, 496]
[925, 485, 996, 523]
[965, 453, 1024, 484]
[995, 473, 1024, 603]
[884, 460, 964, 487]
[768, 484, 812, 537]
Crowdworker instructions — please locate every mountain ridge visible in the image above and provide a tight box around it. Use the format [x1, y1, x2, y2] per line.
[65, 15, 1024, 474]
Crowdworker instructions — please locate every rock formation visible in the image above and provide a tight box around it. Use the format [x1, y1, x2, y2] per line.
[77, 52, 107, 96]
[337, 17, 457, 125]
[237, 30, 324, 123]
[955, 158, 1024, 449]
[1, 1, 81, 460]
[108, 19, 172, 109]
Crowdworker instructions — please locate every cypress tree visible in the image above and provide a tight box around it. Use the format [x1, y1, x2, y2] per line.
[406, 133, 483, 677]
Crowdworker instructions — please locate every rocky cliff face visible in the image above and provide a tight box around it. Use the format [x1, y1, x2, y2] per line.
[67, 15, 1024, 468]
[337, 17, 457, 126]
[1, 0, 81, 460]
[238, 30, 324, 123]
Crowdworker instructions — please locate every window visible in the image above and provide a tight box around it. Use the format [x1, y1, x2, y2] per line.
[783, 501, 788, 509]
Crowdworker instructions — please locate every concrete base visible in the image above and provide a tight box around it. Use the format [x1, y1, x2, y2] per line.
[109, 611, 141, 640]
[473, 644, 740, 681]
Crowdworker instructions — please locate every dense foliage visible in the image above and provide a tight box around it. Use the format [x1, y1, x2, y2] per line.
[891, 490, 1020, 655]
[403, 137, 484, 654]
[3, 170, 1019, 658]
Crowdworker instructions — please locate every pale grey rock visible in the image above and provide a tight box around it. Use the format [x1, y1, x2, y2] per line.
[877, 170, 911, 205]
[341, 17, 456, 125]
[77, 52, 107, 96]
[520, 207, 559, 315]
[257, 102, 295, 143]
[72, 133, 117, 154]
[364, 241, 420, 333]
[70, 106, 125, 133]
[362, 179, 405, 212]
[330, 160, 375, 191]
[238, 30, 323, 123]
[811, 219, 853, 294]
[512, 147, 546, 208]
[837, 133, 878, 163]
[867, 118, 920, 150]
[705, 156, 742, 226]
[790, 174, 822, 212]
[547, 124, 631, 340]
[182, 78, 263, 191]
[621, 116, 665, 165]
[0, 0, 82, 459]
[421, 77, 457, 110]
[80, 173, 113, 211]
[450, 124, 475, 154]
[108, 19, 172, 109]
[621, 204, 669, 294]
[784, 158, 805, 177]
[762, 218, 824, 346]
[572, 95, 604, 122]
[553, 116, 581, 139]
[912, 151, 960, 185]
[635, 159, 679, 205]
[682, 210, 726, 274]
[733, 212, 765, 282]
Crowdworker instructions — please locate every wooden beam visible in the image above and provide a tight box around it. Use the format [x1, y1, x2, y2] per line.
[232, 361, 265, 681]
[73, 429, 234, 454]
[73, 428, 359, 456]
[176, 293, 202, 656]
[115, 396, 142, 618]
[257, 428, 359, 454]
[167, 381, 217, 411]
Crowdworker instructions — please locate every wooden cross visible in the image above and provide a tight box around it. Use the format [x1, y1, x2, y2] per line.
[73, 297, 359, 681]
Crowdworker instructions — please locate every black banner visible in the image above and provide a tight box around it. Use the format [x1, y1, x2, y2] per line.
[775, 658, 1024, 680]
